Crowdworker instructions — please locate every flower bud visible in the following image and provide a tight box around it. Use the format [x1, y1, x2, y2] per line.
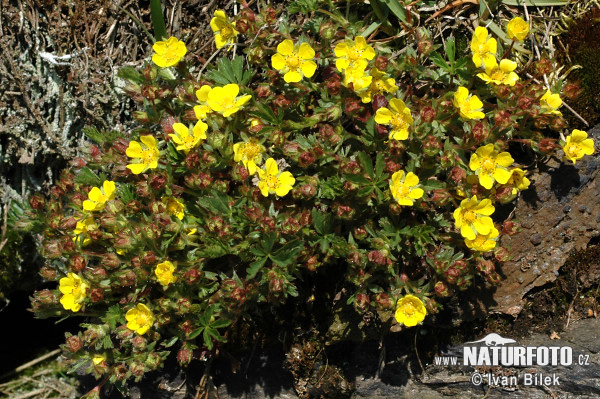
[420, 106, 436, 123]
[494, 246, 510, 262]
[70, 255, 87, 272]
[538, 138, 558, 154]
[355, 293, 370, 310]
[133, 111, 150, 123]
[563, 83, 581, 100]
[535, 58, 553, 76]
[374, 56, 389, 70]
[65, 334, 83, 352]
[471, 122, 490, 143]
[434, 281, 451, 297]
[178, 343, 195, 366]
[29, 194, 45, 210]
[90, 288, 104, 302]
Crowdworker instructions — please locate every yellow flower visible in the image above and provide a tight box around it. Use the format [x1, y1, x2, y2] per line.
[470, 26, 497, 69]
[453, 86, 485, 120]
[394, 295, 426, 327]
[343, 60, 373, 94]
[125, 303, 155, 335]
[453, 196, 495, 240]
[126, 135, 160, 175]
[271, 39, 317, 83]
[163, 197, 185, 220]
[389, 170, 424, 206]
[207, 84, 252, 117]
[59, 273, 88, 312]
[155, 261, 177, 287]
[506, 17, 529, 41]
[469, 144, 514, 189]
[476, 59, 519, 86]
[506, 168, 530, 195]
[563, 129, 595, 164]
[374, 98, 414, 140]
[540, 90, 562, 116]
[334, 36, 376, 72]
[210, 10, 238, 50]
[233, 138, 266, 175]
[73, 217, 98, 246]
[152, 37, 187, 68]
[359, 67, 397, 103]
[464, 225, 499, 252]
[169, 122, 207, 153]
[92, 355, 105, 365]
[257, 158, 295, 197]
[82, 180, 116, 212]
[194, 85, 212, 120]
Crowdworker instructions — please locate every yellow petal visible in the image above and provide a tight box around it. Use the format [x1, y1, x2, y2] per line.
[478, 173, 494, 189]
[409, 187, 424, 199]
[375, 108, 393, 124]
[265, 158, 279, 176]
[496, 152, 514, 167]
[140, 135, 157, 149]
[300, 60, 317, 78]
[297, 43, 315, 59]
[126, 141, 143, 158]
[271, 53, 286, 70]
[404, 172, 419, 187]
[277, 39, 294, 56]
[493, 168, 512, 184]
[284, 71, 302, 83]
[127, 163, 146, 175]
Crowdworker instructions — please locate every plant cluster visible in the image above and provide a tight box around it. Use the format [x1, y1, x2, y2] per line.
[27, 2, 594, 392]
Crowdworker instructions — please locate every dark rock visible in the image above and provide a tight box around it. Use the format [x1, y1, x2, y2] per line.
[529, 234, 542, 246]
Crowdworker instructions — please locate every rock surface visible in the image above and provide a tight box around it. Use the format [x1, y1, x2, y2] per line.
[209, 318, 600, 399]
[493, 125, 600, 315]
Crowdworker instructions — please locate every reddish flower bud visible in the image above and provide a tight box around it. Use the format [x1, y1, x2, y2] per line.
[65, 335, 83, 352]
[420, 106, 436, 123]
[449, 167, 466, 184]
[299, 151, 316, 167]
[535, 58, 553, 76]
[184, 268, 201, 284]
[150, 174, 168, 191]
[355, 293, 370, 310]
[471, 122, 490, 143]
[563, 83, 581, 100]
[517, 97, 534, 111]
[29, 194, 45, 210]
[374, 56, 389, 70]
[177, 344, 194, 366]
[70, 255, 86, 272]
[494, 246, 510, 262]
[90, 288, 104, 302]
[538, 138, 558, 154]
[255, 85, 271, 98]
[431, 189, 451, 205]
[434, 281, 451, 297]
[274, 95, 291, 108]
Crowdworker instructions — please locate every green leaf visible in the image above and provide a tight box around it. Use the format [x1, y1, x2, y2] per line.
[103, 335, 114, 349]
[150, 0, 167, 41]
[445, 37, 455, 64]
[261, 232, 276, 253]
[247, 257, 267, 279]
[369, 0, 389, 24]
[67, 359, 88, 374]
[357, 152, 374, 178]
[163, 336, 179, 348]
[420, 179, 445, 190]
[210, 318, 232, 329]
[188, 328, 204, 340]
[430, 52, 449, 70]
[271, 240, 303, 266]
[117, 66, 145, 84]
[74, 168, 102, 186]
[312, 209, 333, 235]
[345, 174, 370, 185]
[375, 153, 385, 179]
[382, 0, 407, 23]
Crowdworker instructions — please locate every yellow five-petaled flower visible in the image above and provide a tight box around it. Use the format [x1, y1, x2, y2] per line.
[162, 196, 185, 220]
[271, 39, 317, 83]
[194, 85, 212, 120]
[73, 217, 98, 246]
[207, 84, 252, 117]
[563, 129, 595, 164]
[476, 59, 519, 86]
[360, 68, 397, 103]
[83, 180, 116, 212]
[257, 158, 295, 197]
[464, 225, 499, 252]
[155, 261, 177, 288]
[395, 295, 426, 327]
[470, 26, 497, 69]
[152, 37, 187, 68]
[169, 122, 207, 153]
[126, 135, 160, 175]
[469, 144, 514, 189]
[506, 17, 529, 41]
[125, 303, 155, 335]
[59, 273, 89, 312]
[389, 170, 424, 206]
[506, 168, 530, 195]
[333, 36, 376, 72]
[540, 90, 562, 116]
[342, 60, 373, 94]
[453, 86, 485, 120]
[233, 138, 266, 175]
[374, 98, 414, 140]
[453, 195, 495, 241]
[210, 10, 238, 50]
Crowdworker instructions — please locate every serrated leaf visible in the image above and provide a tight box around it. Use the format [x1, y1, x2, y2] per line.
[430, 52, 449, 70]
[261, 232, 276, 253]
[345, 174, 370, 185]
[445, 37, 456, 64]
[312, 209, 333, 235]
[75, 168, 102, 186]
[117, 66, 145, 84]
[247, 257, 267, 279]
[357, 152, 374, 178]
[211, 318, 232, 329]
[375, 153, 385, 179]
[163, 336, 179, 348]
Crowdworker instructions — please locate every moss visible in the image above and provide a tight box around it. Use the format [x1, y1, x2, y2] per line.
[557, 7, 600, 129]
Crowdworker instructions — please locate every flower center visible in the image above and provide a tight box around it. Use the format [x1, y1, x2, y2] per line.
[463, 210, 476, 223]
[477, 43, 488, 54]
[244, 142, 260, 159]
[392, 114, 408, 129]
[266, 175, 278, 189]
[221, 26, 233, 39]
[490, 69, 505, 81]
[481, 158, 496, 174]
[567, 143, 582, 157]
[403, 303, 415, 316]
[348, 48, 361, 60]
[287, 55, 300, 68]
[142, 149, 155, 164]
[398, 185, 410, 198]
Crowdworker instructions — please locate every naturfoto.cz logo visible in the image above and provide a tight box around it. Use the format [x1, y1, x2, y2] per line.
[433, 333, 591, 388]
